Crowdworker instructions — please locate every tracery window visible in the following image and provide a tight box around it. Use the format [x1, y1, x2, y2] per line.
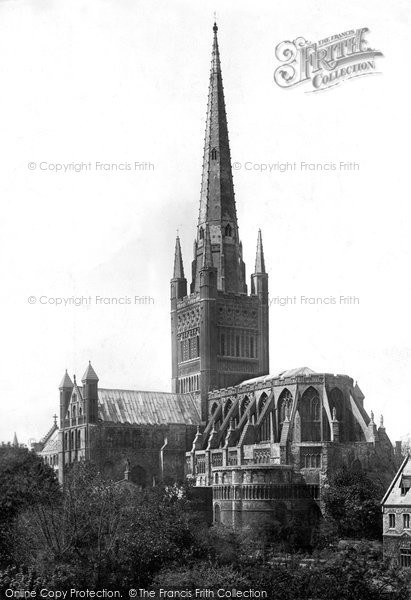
[300, 387, 321, 442]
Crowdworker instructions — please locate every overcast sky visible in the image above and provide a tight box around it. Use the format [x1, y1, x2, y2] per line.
[1, 0, 410, 446]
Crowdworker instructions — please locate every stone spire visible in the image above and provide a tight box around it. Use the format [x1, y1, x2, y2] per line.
[12, 432, 18, 447]
[191, 22, 246, 294]
[173, 235, 185, 279]
[254, 229, 266, 274]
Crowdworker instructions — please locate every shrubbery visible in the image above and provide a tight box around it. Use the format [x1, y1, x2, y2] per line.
[1, 451, 410, 599]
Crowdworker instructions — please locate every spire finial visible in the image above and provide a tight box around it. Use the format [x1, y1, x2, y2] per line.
[213, 13, 217, 33]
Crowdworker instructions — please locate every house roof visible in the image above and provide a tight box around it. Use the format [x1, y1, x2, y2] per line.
[97, 389, 201, 426]
[382, 454, 411, 506]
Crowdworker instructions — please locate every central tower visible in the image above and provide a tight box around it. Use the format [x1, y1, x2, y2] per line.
[171, 23, 269, 421]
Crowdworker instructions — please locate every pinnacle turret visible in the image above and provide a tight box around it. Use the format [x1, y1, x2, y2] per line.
[59, 370, 74, 389]
[173, 236, 185, 279]
[81, 361, 99, 383]
[254, 229, 266, 274]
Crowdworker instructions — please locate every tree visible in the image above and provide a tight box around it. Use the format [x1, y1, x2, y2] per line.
[9, 463, 204, 592]
[322, 466, 383, 539]
[0, 444, 60, 567]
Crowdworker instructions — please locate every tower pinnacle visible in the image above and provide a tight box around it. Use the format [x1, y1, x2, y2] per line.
[173, 236, 185, 279]
[254, 229, 266, 274]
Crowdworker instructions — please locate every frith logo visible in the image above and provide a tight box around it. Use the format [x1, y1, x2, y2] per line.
[274, 28, 383, 92]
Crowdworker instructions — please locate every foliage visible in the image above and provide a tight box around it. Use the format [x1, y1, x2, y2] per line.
[7, 463, 204, 592]
[153, 562, 252, 591]
[0, 445, 60, 567]
[1, 455, 410, 598]
[151, 541, 411, 600]
[322, 466, 383, 539]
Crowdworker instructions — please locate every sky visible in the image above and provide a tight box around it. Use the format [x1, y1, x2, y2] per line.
[0, 0, 410, 446]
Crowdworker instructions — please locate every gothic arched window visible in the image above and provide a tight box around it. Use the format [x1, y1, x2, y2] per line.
[220, 333, 225, 355]
[223, 399, 233, 418]
[211, 148, 217, 160]
[258, 393, 268, 414]
[240, 396, 250, 416]
[311, 397, 320, 421]
[300, 387, 321, 442]
[224, 223, 232, 237]
[199, 228, 204, 240]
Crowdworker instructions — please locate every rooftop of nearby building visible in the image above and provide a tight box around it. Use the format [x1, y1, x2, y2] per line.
[382, 454, 411, 507]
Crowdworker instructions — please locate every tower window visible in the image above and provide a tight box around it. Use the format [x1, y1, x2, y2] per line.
[224, 223, 232, 237]
[250, 337, 254, 358]
[199, 228, 204, 240]
[211, 148, 217, 160]
[404, 514, 410, 529]
[220, 333, 225, 356]
[389, 513, 396, 528]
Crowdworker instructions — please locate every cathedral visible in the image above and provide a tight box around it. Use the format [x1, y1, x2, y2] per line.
[35, 22, 398, 530]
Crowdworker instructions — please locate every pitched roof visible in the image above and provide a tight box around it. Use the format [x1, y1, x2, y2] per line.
[97, 389, 201, 426]
[40, 427, 60, 455]
[382, 454, 411, 506]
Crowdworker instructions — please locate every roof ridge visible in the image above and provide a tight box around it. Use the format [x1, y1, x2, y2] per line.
[39, 422, 58, 446]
